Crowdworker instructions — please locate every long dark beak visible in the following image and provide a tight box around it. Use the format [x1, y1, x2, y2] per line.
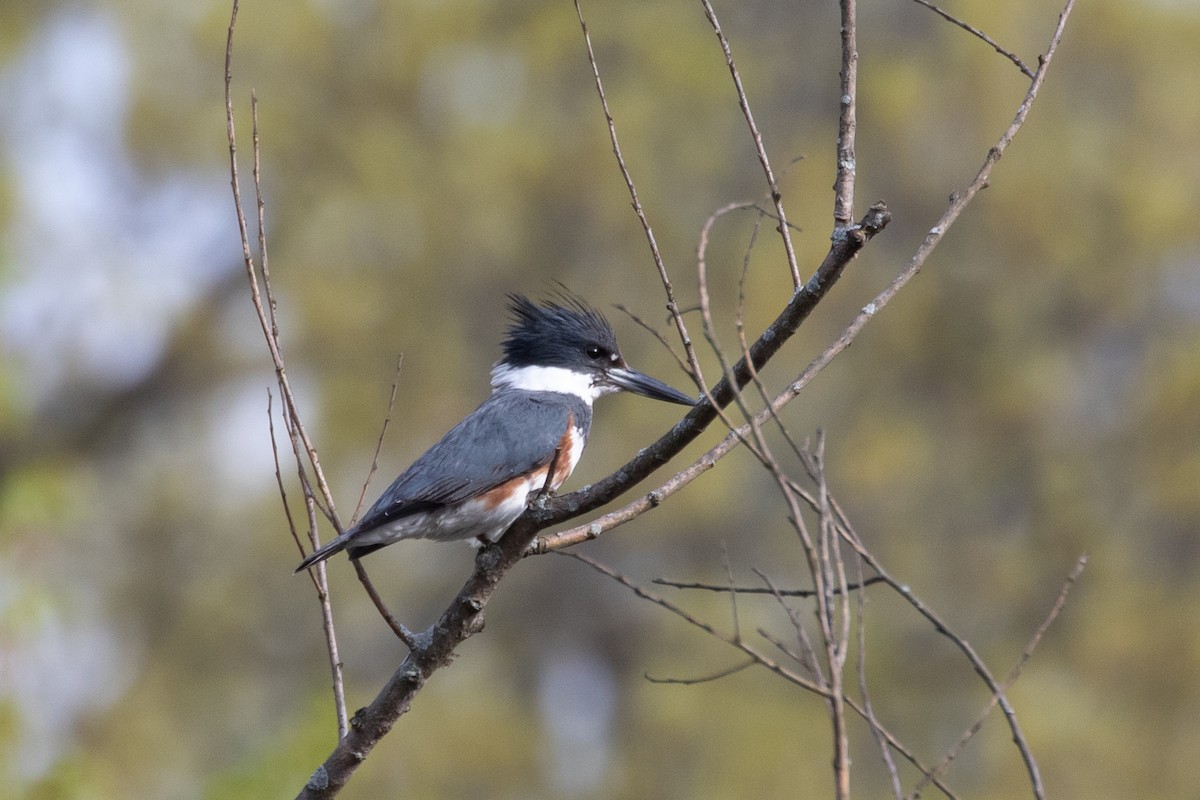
[605, 366, 696, 406]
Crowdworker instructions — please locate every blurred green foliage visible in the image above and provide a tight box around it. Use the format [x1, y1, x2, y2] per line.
[1, 0, 1198, 797]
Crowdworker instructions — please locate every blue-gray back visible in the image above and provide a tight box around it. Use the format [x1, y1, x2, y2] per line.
[349, 389, 592, 535]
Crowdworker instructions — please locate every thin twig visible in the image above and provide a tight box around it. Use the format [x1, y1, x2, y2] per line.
[910, 0, 1034, 78]
[270, 400, 347, 715]
[653, 576, 884, 596]
[572, 0, 702, 383]
[753, 568, 822, 684]
[354, 355, 403, 523]
[269, 391, 306, 559]
[834, 526, 1044, 799]
[855, 550, 904, 800]
[577, 551, 958, 798]
[225, 0, 348, 738]
[807, 437, 900, 798]
[810, 433, 851, 800]
[612, 304, 692, 379]
[698, 0, 802, 286]
[721, 543, 741, 643]
[645, 658, 756, 685]
[352, 561, 419, 649]
[692, 199, 761, 414]
[907, 555, 1088, 800]
[694, 201, 773, 460]
[558, 551, 832, 697]
[757, 626, 811, 671]
[252, 94, 278, 344]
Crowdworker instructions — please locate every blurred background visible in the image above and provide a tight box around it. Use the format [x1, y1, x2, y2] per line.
[1, 0, 1198, 797]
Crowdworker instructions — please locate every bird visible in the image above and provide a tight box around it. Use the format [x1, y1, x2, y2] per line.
[295, 292, 695, 573]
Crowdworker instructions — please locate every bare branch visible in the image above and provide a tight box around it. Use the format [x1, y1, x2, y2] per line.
[612, 304, 693, 380]
[297, 528, 525, 798]
[834, 0, 859, 227]
[542, 0, 1082, 555]
[225, 0, 348, 738]
[269, 391, 305, 559]
[698, 0, 802, 286]
[695, 202, 775, 461]
[752, 568, 823, 685]
[855, 553, 904, 800]
[571, 0, 700, 378]
[721, 543, 741, 643]
[352, 561, 420, 648]
[907, 556, 1088, 799]
[653, 576, 883, 596]
[910, 0, 1035, 78]
[531, 201, 891, 552]
[834, 527, 1045, 799]
[806, 434, 851, 800]
[818, 0, 1076, 377]
[559, 552, 832, 697]
[645, 658, 756, 685]
[274, 0, 1078, 792]
[578, 551, 961, 799]
[353, 356, 403, 523]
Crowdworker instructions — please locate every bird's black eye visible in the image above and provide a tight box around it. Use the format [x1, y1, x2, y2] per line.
[585, 345, 605, 360]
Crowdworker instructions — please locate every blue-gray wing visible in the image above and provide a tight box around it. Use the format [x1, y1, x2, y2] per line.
[349, 390, 590, 536]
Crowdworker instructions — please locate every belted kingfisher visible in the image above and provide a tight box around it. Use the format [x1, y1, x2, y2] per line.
[295, 293, 695, 572]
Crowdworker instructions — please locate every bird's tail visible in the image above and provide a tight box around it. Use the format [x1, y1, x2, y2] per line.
[294, 534, 349, 574]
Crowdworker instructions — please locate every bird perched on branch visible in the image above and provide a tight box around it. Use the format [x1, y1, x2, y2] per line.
[295, 292, 695, 572]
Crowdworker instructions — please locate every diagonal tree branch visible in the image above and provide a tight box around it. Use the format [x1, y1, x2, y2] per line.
[533, 0, 1075, 555]
[292, 199, 891, 800]
[536, 201, 891, 526]
[239, 0, 1079, 794]
[910, 0, 1035, 78]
